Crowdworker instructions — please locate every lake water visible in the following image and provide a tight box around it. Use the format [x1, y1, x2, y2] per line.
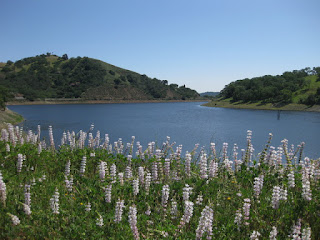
[8, 102, 320, 159]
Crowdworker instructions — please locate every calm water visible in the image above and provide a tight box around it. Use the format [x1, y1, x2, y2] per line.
[8, 102, 320, 159]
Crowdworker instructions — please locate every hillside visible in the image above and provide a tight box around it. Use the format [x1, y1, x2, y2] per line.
[215, 67, 320, 107]
[0, 54, 199, 101]
[199, 91, 220, 97]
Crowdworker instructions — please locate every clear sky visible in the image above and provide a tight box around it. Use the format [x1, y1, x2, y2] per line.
[1, 0, 319, 93]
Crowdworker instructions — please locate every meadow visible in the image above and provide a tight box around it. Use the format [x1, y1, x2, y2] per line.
[0, 124, 319, 239]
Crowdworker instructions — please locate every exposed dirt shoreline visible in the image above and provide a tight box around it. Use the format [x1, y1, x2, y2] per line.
[203, 100, 320, 112]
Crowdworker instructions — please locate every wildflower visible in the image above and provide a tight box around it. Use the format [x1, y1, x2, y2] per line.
[164, 158, 171, 177]
[138, 167, 144, 185]
[118, 172, 124, 186]
[253, 176, 263, 199]
[302, 227, 312, 240]
[145, 172, 151, 194]
[128, 205, 140, 240]
[171, 200, 178, 219]
[208, 159, 218, 178]
[196, 205, 214, 240]
[103, 184, 112, 203]
[48, 126, 55, 149]
[110, 164, 117, 183]
[85, 202, 91, 212]
[145, 204, 151, 216]
[227, 197, 231, 200]
[234, 208, 242, 229]
[161, 185, 170, 208]
[196, 194, 203, 205]
[24, 184, 31, 207]
[243, 198, 251, 225]
[99, 161, 107, 182]
[200, 153, 208, 179]
[250, 230, 261, 240]
[65, 175, 73, 192]
[50, 188, 60, 214]
[114, 199, 125, 223]
[269, 226, 277, 240]
[17, 153, 24, 173]
[183, 184, 193, 201]
[125, 165, 132, 179]
[289, 219, 301, 239]
[133, 178, 139, 196]
[0, 171, 7, 206]
[302, 170, 312, 201]
[152, 162, 158, 182]
[8, 213, 20, 225]
[80, 156, 86, 176]
[5, 143, 10, 152]
[271, 186, 281, 209]
[22, 203, 32, 215]
[288, 170, 295, 188]
[96, 214, 104, 227]
[180, 200, 194, 226]
[65, 160, 71, 176]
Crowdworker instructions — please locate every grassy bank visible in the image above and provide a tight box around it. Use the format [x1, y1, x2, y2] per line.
[0, 126, 319, 239]
[7, 99, 208, 106]
[203, 99, 320, 112]
[0, 108, 24, 129]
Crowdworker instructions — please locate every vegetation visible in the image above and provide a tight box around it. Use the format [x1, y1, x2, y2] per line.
[0, 54, 199, 101]
[0, 125, 319, 239]
[219, 67, 320, 106]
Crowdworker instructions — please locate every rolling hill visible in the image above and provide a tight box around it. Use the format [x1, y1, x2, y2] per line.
[0, 54, 199, 101]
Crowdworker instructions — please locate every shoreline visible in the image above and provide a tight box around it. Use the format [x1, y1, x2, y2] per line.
[0, 108, 24, 129]
[203, 100, 320, 112]
[7, 99, 208, 106]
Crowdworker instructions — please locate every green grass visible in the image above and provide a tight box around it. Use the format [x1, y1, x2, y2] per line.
[0, 109, 23, 129]
[0, 126, 319, 239]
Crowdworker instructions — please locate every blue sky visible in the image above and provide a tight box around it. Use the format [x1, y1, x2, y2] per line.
[1, 0, 319, 92]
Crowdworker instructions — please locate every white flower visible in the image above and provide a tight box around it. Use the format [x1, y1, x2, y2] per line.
[96, 214, 104, 226]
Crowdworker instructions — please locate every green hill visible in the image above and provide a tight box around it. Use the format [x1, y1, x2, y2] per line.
[0, 54, 199, 101]
[217, 67, 320, 106]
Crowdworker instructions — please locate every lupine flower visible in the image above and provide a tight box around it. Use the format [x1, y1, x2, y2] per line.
[145, 204, 151, 216]
[145, 172, 152, 194]
[253, 177, 262, 198]
[96, 214, 104, 226]
[152, 162, 158, 182]
[127, 155, 132, 164]
[65, 175, 73, 192]
[234, 208, 242, 229]
[8, 213, 20, 225]
[269, 226, 278, 240]
[208, 159, 218, 178]
[271, 186, 281, 209]
[250, 231, 261, 240]
[0, 171, 7, 206]
[133, 178, 139, 196]
[99, 161, 107, 182]
[183, 184, 193, 201]
[80, 156, 86, 177]
[196, 205, 214, 240]
[138, 167, 144, 185]
[125, 165, 132, 179]
[85, 202, 91, 212]
[128, 205, 140, 240]
[24, 184, 31, 207]
[65, 160, 71, 176]
[180, 200, 194, 226]
[302, 170, 312, 201]
[243, 198, 251, 225]
[48, 126, 55, 149]
[104, 184, 112, 203]
[22, 203, 32, 215]
[301, 227, 311, 240]
[171, 200, 178, 219]
[5, 143, 10, 152]
[161, 185, 170, 208]
[50, 188, 60, 214]
[195, 194, 203, 205]
[110, 164, 117, 183]
[289, 219, 301, 239]
[200, 153, 208, 179]
[114, 199, 125, 223]
[164, 158, 171, 177]
[288, 170, 295, 188]
[17, 153, 24, 173]
[118, 172, 124, 186]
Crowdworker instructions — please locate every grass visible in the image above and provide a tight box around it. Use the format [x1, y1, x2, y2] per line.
[0, 125, 319, 239]
[0, 109, 24, 129]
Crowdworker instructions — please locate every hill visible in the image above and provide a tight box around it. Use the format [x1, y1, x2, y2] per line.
[215, 67, 320, 107]
[199, 92, 220, 97]
[0, 54, 199, 101]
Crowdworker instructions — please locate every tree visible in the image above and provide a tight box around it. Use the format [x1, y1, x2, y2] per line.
[0, 86, 9, 111]
[62, 54, 69, 60]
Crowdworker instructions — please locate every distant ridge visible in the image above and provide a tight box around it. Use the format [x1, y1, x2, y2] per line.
[0, 53, 199, 101]
[200, 92, 220, 97]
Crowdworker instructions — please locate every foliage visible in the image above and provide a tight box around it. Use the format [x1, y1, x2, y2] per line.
[0, 54, 199, 101]
[0, 125, 319, 239]
[220, 67, 320, 105]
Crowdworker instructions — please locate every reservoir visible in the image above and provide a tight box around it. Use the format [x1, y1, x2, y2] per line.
[8, 102, 320, 159]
